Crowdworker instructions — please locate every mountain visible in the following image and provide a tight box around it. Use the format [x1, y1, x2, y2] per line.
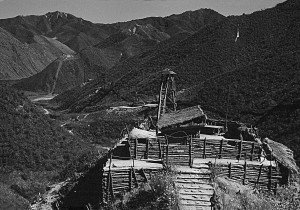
[0, 27, 62, 80]
[0, 11, 118, 81]
[12, 54, 88, 94]
[7, 9, 224, 93]
[52, 0, 300, 163]
[0, 12, 116, 47]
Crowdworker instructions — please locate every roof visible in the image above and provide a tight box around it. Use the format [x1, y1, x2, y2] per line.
[203, 125, 224, 129]
[157, 105, 207, 129]
[265, 138, 298, 173]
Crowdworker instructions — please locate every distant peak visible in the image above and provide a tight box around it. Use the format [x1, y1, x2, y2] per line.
[45, 11, 75, 20]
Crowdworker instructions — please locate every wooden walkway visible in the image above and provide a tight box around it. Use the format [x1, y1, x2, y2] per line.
[174, 165, 213, 210]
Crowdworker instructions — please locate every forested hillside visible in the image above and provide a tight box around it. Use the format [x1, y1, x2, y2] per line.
[0, 85, 97, 208]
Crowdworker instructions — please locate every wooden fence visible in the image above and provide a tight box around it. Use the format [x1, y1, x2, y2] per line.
[128, 135, 281, 192]
[211, 161, 281, 192]
[193, 138, 261, 161]
[129, 136, 261, 164]
[129, 138, 163, 160]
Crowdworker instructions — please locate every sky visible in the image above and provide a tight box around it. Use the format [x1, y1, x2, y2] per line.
[0, 0, 286, 23]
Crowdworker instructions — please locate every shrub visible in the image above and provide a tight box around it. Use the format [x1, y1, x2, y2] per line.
[108, 171, 179, 210]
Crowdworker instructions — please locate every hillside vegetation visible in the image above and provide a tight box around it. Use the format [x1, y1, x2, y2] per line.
[0, 85, 97, 208]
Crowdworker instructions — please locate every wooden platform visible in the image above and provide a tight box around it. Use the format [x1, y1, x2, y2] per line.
[104, 159, 163, 171]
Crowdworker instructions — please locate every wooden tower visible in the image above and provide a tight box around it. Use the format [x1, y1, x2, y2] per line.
[156, 69, 177, 122]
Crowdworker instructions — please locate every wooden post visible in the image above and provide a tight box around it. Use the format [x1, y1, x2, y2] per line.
[129, 168, 132, 191]
[250, 142, 255, 161]
[219, 139, 224, 159]
[228, 163, 232, 179]
[145, 138, 149, 159]
[106, 171, 111, 202]
[132, 155, 135, 168]
[238, 141, 242, 161]
[203, 138, 207, 159]
[166, 136, 169, 165]
[158, 138, 162, 159]
[109, 152, 112, 170]
[100, 163, 104, 203]
[135, 139, 138, 159]
[132, 169, 139, 188]
[255, 164, 263, 189]
[243, 161, 247, 185]
[269, 155, 273, 191]
[109, 172, 114, 200]
[189, 135, 193, 168]
[141, 169, 148, 182]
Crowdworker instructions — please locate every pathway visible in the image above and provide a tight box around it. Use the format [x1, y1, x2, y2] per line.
[174, 165, 213, 210]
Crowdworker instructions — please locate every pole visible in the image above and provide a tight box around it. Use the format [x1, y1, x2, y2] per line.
[225, 85, 231, 133]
